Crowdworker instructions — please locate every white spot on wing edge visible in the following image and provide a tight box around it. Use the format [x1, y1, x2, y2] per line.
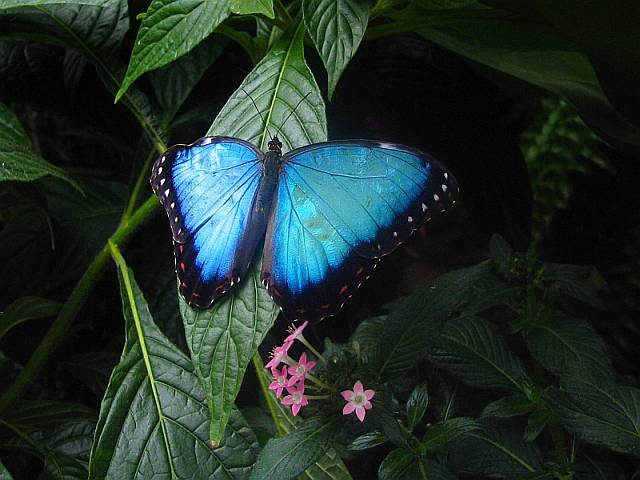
[433, 194, 439, 201]
[164, 188, 170, 197]
[444, 172, 448, 179]
[421, 203, 427, 212]
[158, 166, 163, 174]
[170, 202, 175, 209]
[393, 231, 398, 238]
[160, 178, 166, 186]
[407, 216, 413, 223]
[442, 184, 448, 192]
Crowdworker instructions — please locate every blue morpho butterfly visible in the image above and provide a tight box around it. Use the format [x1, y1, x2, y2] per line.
[150, 130, 458, 321]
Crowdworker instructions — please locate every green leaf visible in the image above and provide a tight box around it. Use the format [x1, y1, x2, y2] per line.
[448, 418, 543, 477]
[418, 417, 480, 452]
[0, 103, 80, 192]
[523, 408, 551, 442]
[430, 316, 533, 393]
[180, 261, 279, 445]
[2, 0, 109, 7]
[232, 0, 274, 18]
[378, 448, 415, 480]
[0, 401, 96, 480]
[348, 431, 386, 451]
[489, 233, 513, 275]
[0, 2, 166, 147]
[481, 394, 535, 419]
[546, 378, 640, 457]
[208, 20, 327, 150]
[61, 352, 118, 399]
[409, 5, 640, 149]
[0, 461, 14, 480]
[377, 262, 493, 379]
[542, 263, 605, 309]
[249, 418, 340, 480]
[406, 383, 429, 431]
[303, 0, 369, 98]
[523, 313, 613, 378]
[117, 0, 233, 100]
[0, 296, 62, 340]
[149, 35, 226, 124]
[90, 251, 259, 479]
[523, 1, 640, 127]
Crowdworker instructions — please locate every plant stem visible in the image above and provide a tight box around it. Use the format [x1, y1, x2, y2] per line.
[252, 353, 288, 436]
[0, 195, 159, 415]
[122, 148, 157, 221]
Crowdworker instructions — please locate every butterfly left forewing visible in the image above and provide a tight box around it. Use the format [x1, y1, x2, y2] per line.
[261, 141, 458, 320]
[151, 136, 268, 308]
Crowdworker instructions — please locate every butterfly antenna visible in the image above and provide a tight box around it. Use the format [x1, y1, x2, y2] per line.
[242, 88, 274, 139]
[275, 91, 312, 139]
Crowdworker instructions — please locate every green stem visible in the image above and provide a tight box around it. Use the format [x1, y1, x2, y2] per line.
[253, 353, 287, 436]
[0, 195, 159, 415]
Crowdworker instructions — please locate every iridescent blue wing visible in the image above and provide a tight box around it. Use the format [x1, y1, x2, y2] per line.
[150, 136, 266, 308]
[262, 140, 458, 321]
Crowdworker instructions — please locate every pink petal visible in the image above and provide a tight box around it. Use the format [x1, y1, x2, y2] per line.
[306, 360, 317, 370]
[353, 381, 364, 394]
[343, 403, 355, 415]
[364, 389, 375, 400]
[355, 406, 366, 422]
[300, 396, 308, 407]
[286, 376, 299, 387]
[292, 404, 301, 416]
[265, 358, 279, 369]
[364, 401, 372, 410]
[341, 390, 354, 401]
[299, 352, 308, 364]
[282, 396, 293, 406]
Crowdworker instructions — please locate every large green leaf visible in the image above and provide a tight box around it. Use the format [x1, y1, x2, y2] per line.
[0, 296, 62, 340]
[429, 316, 532, 394]
[231, 0, 274, 19]
[0, 103, 80, 191]
[249, 418, 340, 480]
[406, 383, 429, 431]
[0, 401, 96, 480]
[376, 262, 493, 379]
[418, 417, 480, 452]
[0, 2, 166, 147]
[523, 313, 613, 378]
[208, 20, 327, 150]
[521, 1, 640, 127]
[448, 418, 543, 477]
[547, 378, 640, 457]
[303, 0, 369, 98]
[2, 0, 109, 7]
[89, 249, 259, 479]
[408, 4, 640, 149]
[180, 262, 279, 445]
[116, 0, 233, 101]
[149, 35, 226, 125]
[0, 461, 13, 480]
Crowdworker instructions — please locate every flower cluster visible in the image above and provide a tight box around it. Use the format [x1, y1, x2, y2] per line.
[266, 320, 375, 421]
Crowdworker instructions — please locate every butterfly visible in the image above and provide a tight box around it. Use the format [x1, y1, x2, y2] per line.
[150, 135, 458, 321]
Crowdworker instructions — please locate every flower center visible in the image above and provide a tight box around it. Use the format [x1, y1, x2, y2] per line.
[353, 393, 365, 406]
[293, 392, 303, 403]
[295, 365, 305, 376]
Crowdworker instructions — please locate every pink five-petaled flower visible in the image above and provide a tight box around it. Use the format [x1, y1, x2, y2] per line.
[265, 341, 292, 369]
[268, 366, 289, 398]
[286, 352, 317, 386]
[284, 320, 309, 344]
[281, 382, 308, 416]
[341, 381, 375, 422]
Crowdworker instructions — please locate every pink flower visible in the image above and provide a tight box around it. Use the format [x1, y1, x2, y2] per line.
[281, 382, 308, 416]
[265, 341, 292, 369]
[268, 366, 289, 398]
[284, 320, 309, 344]
[286, 352, 317, 386]
[341, 381, 375, 422]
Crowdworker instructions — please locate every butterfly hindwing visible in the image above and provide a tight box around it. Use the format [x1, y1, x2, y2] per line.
[150, 136, 267, 308]
[261, 141, 458, 320]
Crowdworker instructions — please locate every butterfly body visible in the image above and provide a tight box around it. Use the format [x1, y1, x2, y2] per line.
[151, 136, 458, 320]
